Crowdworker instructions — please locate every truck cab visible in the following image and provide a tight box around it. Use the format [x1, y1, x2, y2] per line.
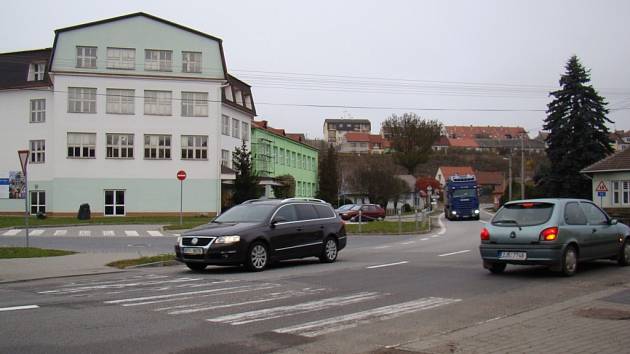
[444, 174, 480, 220]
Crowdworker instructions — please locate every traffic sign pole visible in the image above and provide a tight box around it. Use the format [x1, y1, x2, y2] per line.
[177, 170, 187, 225]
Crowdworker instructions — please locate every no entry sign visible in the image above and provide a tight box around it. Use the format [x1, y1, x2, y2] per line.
[177, 170, 187, 181]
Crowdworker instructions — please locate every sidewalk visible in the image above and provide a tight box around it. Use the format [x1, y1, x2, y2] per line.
[396, 283, 630, 354]
[0, 252, 142, 283]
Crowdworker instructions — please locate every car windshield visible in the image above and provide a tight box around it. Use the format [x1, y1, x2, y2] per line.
[492, 202, 554, 227]
[213, 204, 276, 223]
[452, 188, 476, 198]
[337, 204, 354, 211]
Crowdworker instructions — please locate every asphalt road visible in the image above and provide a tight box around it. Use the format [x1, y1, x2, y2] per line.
[2, 213, 630, 354]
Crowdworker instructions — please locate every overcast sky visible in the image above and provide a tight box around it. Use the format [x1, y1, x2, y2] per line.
[3, 0, 629, 138]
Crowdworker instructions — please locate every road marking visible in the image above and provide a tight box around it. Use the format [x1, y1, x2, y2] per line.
[39, 277, 206, 294]
[0, 305, 40, 312]
[79, 230, 91, 237]
[400, 241, 415, 245]
[421, 238, 429, 241]
[147, 230, 163, 237]
[478, 220, 487, 224]
[438, 250, 470, 257]
[169, 288, 326, 315]
[366, 261, 408, 269]
[274, 297, 461, 338]
[208, 292, 381, 325]
[173, 234, 180, 237]
[125, 230, 139, 237]
[54, 230, 67, 236]
[30, 229, 44, 236]
[372, 245, 391, 250]
[103, 230, 115, 236]
[104, 284, 279, 305]
[430, 235, 440, 238]
[2, 229, 21, 236]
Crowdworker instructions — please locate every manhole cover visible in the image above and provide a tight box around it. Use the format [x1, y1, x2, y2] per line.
[575, 308, 630, 320]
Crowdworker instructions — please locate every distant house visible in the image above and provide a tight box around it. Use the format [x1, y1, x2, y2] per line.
[323, 118, 371, 145]
[475, 138, 545, 154]
[475, 171, 505, 207]
[435, 166, 475, 186]
[339, 132, 390, 154]
[445, 125, 528, 140]
[447, 137, 480, 151]
[609, 130, 630, 152]
[581, 148, 630, 210]
[392, 175, 423, 210]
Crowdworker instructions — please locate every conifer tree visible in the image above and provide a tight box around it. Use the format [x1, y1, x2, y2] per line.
[232, 140, 260, 204]
[543, 56, 613, 198]
[316, 144, 339, 204]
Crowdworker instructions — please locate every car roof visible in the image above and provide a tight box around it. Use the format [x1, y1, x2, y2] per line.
[242, 198, 329, 206]
[503, 198, 593, 205]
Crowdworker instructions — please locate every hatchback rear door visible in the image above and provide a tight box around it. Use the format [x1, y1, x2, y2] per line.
[489, 202, 556, 244]
[580, 202, 619, 258]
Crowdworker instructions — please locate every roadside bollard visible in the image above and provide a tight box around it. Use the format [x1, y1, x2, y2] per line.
[415, 209, 418, 232]
[358, 210, 362, 234]
[398, 209, 402, 234]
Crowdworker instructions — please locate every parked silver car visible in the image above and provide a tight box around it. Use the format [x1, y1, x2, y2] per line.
[479, 199, 630, 276]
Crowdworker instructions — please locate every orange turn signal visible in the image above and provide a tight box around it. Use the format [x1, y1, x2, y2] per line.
[540, 227, 558, 241]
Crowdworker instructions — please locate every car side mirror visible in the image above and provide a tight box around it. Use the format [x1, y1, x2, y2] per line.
[271, 216, 287, 228]
[609, 218, 618, 225]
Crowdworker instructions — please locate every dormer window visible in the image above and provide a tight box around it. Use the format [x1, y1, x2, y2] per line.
[27, 62, 46, 81]
[76, 46, 97, 68]
[244, 95, 252, 109]
[234, 90, 243, 106]
[223, 85, 233, 101]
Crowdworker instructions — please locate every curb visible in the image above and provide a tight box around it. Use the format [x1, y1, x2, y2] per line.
[126, 260, 181, 269]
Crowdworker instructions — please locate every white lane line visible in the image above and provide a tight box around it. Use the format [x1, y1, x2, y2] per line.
[125, 230, 140, 237]
[366, 261, 408, 269]
[478, 220, 487, 224]
[438, 250, 470, 257]
[147, 230, 163, 237]
[103, 230, 115, 236]
[173, 234, 181, 237]
[2, 229, 21, 236]
[207, 292, 381, 325]
[274, 297, 461, 338]
[30, 229, 45, 236]
[123, 285, 280, 307]
[400, 241, 415, 245]
[0, 305, 40, 312]
[430, 235, 440, 238]
[171, 288, 326, 315]
[372, 245, 392, 250]
[104, 284, 279, 305]
[421, 238, 429, 241]
[79, 230, 91, 237]
[38, 277, 206, 294]
[54, 230, 67, 236]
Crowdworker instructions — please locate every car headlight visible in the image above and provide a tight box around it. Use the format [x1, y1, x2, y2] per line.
[474, 209, 480, 214]
[452, 211, 457, 215]
[215, 235, 240, 244]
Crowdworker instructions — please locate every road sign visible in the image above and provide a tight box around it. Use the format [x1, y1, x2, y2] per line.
[177, 170, 187, 181]
[595, 181, 608, 192]
[597, 191, 606, 197]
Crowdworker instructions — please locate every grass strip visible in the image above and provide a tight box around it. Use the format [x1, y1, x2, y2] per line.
[106, 254, 177, 269]
[346, 220, 429, 234]
[0, 247, 76, 259]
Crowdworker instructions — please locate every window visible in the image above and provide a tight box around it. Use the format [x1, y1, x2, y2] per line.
[30, 191, 45, 215]
[234, 90, 243, 105]
[221, 149, 230, 167]
[224, 86, 233, 101]
[232, 118, 240, 138]
[106, 89, 134, 114]
[580, 202, 608, 225]
[292, 152, 297, 168]
[564, 202, 587, 225]
[492, 202, 554, 227]
[145, 49, 172, 71]
[68, 87, 96, 113]
[181, 92, 208, 117]
[67, 133, 96, 158]
[144, 90, 172, 115]
[241, 122, 249, 141]
[624, 181, 630, 205]
[30, 99, 46, 123]
[29, 140, 45, 163]
[181, 135, 208, 160]
[221, 115, 230, 135]
[273, 146, 278, 163]
[279, 149, 285, 165]
[274, 205, 298, 222]
[144, 134, 171, 159]
[296, 204, 318, 220]
[27, 63, 45, 81]
[182, 51, 202, 73]
[613, 181, 620, 205]
[104, 190, 125, 216]
[244, 95, 253, 109]
[106, 133, 134, 159]
[106, 48, 135, 69]
[76, 46, 97, 68]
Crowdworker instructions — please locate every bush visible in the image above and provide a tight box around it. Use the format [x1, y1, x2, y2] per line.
[402, 203, 413, 213]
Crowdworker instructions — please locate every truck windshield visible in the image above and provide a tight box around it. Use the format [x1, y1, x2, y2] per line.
[452, 189, 476, 198]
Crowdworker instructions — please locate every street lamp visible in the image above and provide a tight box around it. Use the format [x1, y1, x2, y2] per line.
[17, 150, 30, 248]
[502, 156, 512, 201]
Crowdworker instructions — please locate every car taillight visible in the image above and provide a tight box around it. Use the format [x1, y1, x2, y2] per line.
[540, 227, 558, 241]
[480, 228, 490, 241]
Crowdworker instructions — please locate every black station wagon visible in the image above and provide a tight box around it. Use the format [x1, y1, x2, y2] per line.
[175, 198, 347, 272]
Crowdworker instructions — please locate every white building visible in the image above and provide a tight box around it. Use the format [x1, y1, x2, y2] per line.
[0, 13, 255, 216]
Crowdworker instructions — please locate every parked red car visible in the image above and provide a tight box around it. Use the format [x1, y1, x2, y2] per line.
[339, 204, 385, 221]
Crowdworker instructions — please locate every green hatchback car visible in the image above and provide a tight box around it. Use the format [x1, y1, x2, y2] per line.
[479, 199, 630, 276]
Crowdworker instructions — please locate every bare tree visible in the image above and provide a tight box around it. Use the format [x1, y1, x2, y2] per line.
[349, 155, 409, 207]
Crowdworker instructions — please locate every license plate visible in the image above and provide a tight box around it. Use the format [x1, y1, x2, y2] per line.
[183, 247, 203, 255]
[499, 251, 527, 260]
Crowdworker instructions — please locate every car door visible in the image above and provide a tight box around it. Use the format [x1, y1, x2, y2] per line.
[580, 202, 619, 258]
[268, 205, 302, 259]
[562, 202, 591, 258]
[295, 204, 324, 256]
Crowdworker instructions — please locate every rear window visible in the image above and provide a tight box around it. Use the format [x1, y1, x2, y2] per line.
[492, 202, 554, 227]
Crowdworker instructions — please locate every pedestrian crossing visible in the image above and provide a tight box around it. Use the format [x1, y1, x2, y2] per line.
[1, 228, 175, 237]
[35, 274, 462, 339]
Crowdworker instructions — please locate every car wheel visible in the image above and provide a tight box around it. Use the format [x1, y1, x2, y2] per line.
[485, 262, 506, 274]
[560, 245, 578, 276]
[618, 238, 630, 266]
[186, 263, 207, 272]
[320, 237, 338, 263]
[245, 241, 268, 272]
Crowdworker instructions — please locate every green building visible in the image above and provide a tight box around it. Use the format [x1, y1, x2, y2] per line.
[251, 120, 318, 197]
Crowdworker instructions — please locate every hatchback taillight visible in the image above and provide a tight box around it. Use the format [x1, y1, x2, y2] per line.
[480, 228, 490, 241]
[540, 227, 559, 241]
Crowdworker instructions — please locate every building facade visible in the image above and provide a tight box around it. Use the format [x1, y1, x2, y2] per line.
[323, 118, 371, 145]
[0, 13, 255, 216]
[252, 120, 318, 198]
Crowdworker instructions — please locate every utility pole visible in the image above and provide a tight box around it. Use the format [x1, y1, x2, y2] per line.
[521, 134, 525, 199]
[502, 156, 512, 201]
